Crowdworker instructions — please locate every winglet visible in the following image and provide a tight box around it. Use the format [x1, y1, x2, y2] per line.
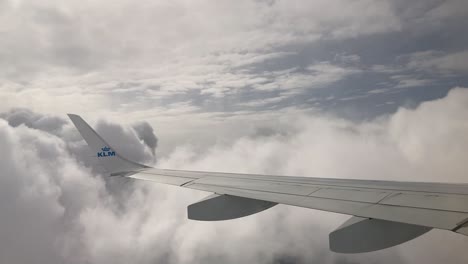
[68, 114, 148, 175]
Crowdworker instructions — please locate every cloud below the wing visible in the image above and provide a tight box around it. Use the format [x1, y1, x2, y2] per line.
[0, 88, 468, 264]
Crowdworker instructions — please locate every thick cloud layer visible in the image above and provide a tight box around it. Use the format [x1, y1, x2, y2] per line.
[0, 88, 468, 263]
[0, 108, 158, 165]
[2, 0, 468, 128]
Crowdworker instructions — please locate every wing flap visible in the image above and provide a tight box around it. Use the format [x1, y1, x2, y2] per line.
[379, 193, 468, 213]
[358, 204, 468, 230]
[455, 222, 468, 236]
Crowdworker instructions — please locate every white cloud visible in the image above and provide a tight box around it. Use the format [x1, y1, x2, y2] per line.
[237, 96, 288, 108]
[0, 59, 358, 119]
[3, 88, 468, 263]
[0, 0, 401, 78]
[391, 74, 433, 88]
[407, 50, 468, 74]
[371, 64, 403, 74]
[253, 62, 360, 92]
[0, 0, 400, 115]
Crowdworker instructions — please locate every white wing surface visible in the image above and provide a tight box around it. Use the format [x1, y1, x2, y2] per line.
[68, 114, 468, 253]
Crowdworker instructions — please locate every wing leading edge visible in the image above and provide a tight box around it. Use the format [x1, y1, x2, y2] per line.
[68, 114, 468, 253]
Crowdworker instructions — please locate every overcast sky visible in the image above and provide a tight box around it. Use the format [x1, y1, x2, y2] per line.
[1, 0, 468, 263]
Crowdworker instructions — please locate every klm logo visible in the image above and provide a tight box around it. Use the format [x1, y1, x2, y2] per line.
[97, 146, 116, 157]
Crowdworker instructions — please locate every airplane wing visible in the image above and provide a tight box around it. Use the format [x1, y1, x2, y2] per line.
[68, 114, 468, 253]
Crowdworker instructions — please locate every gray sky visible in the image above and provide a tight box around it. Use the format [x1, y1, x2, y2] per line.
[1, 0, 468, 263]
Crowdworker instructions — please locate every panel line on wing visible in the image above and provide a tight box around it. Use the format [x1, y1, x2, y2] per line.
[173, 172, 468, 195]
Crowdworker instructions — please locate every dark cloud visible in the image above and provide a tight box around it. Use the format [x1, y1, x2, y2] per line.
[132, 121, 158, 156]
[0, 108, 68, 135]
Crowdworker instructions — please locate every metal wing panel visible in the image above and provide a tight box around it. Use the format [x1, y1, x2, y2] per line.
[193, 176, 319, 196]
[379, 193, 468, 213]
[187, 183, 468, 230]
[129, 173, 195, 186]
[357, 204, 468, 230]
[188, 183, 375, 216]
[136, 168, 468, 195]
[309, 188, 390, 203]
[190, 177, 391, 204]
[189, 183, 310, 206]
[141, 168, 205, 179]
[128, 168, 200, 186]
[129, 168, 468, 231]
[356, 204, 468, 230]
